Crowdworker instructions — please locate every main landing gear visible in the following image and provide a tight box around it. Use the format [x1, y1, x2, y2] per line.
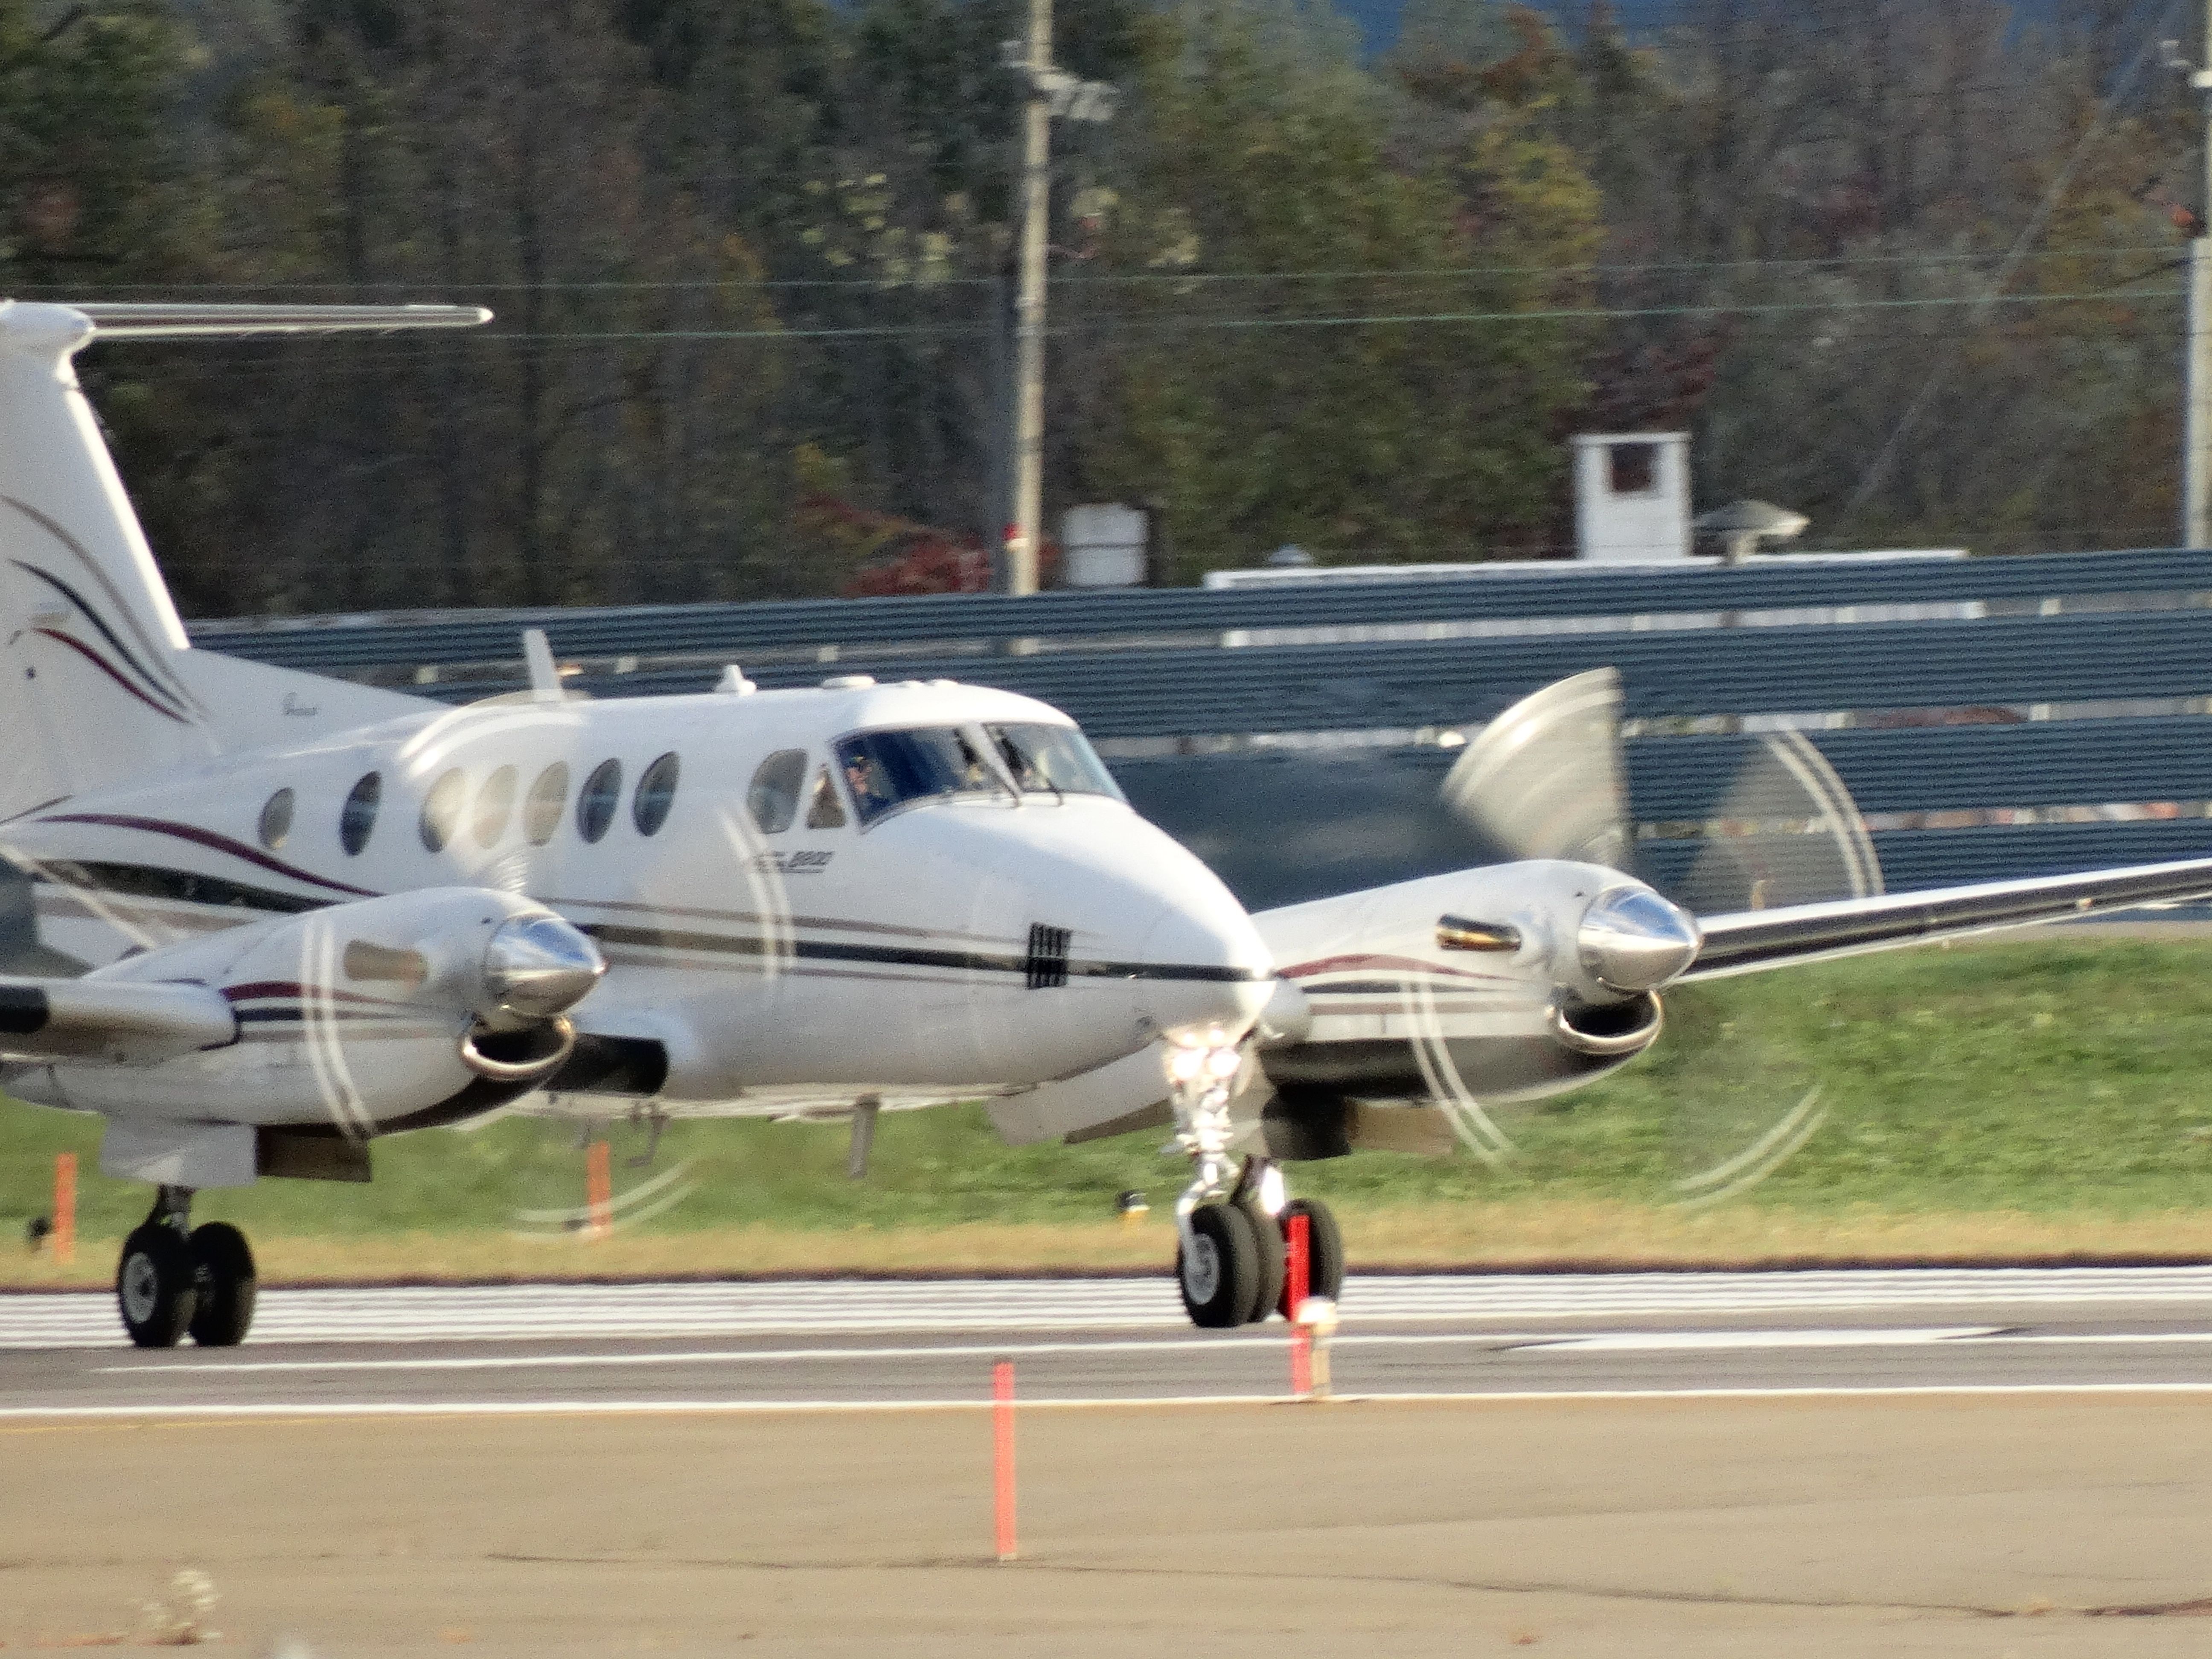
[116, 1186, 258, 1349]
[1175, 1167, 1345, 1328]
[1166, 1034, 1345, 1330]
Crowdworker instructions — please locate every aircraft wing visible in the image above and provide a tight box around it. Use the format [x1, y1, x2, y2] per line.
[1685, 853, 2212, 981]
[0, 978, 236, 1065]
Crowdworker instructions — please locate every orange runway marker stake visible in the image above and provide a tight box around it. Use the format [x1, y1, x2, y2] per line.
[52, 1152, 76, 1267]
[992, 1359, 1017, 1562]
[1286, 1209, 1312, 1398]
[585, 1140, 613, 1239]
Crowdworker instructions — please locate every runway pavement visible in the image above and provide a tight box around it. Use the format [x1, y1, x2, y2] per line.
[9, 1265, 2212, 1413]
[8, 1268, 2212, 1656]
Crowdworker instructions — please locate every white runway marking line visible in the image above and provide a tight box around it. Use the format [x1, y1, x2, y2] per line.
[14, 1382, 2212, 1421]
[15, 1266, 2212, 1350]
[94, 1326, 2017, 1374]
[1518, 1327, 2002, 1352]
[102, 1337, 1285, 1374]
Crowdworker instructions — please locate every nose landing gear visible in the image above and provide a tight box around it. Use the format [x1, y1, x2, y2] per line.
[116, 1187, 259, 1349]
[1167, 1035, 1343, 1329]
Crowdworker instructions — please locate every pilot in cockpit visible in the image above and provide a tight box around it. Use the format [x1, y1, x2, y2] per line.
[844, 751, 886, 814]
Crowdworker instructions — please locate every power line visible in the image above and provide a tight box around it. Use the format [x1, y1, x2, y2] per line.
[1837, 0, 2190, 531]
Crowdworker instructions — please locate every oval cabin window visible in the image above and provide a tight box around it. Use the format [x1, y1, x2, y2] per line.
[420, 768, 466, 852]
[258, 788, 295, 851]
[473, 765, 518, 846]
[633, 752, 680, 837]
[339, 772, 381, 856]
[524, 763, 569, 846]
[577, 759, 623, 844]
[748, 750, 806, 835]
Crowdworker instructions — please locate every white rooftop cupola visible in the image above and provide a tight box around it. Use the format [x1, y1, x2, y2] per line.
[1570, 431, 1691, 562]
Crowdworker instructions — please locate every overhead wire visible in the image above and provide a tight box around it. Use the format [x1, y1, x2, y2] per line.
[12, 243, 2198, 296]
[1832, 0, 2186, 530]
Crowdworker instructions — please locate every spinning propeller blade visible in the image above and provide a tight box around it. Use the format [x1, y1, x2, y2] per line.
[1662, 727, 1883, 914]
[1439, 668, 1632, 870]
[1417, 667, 1887, 1199]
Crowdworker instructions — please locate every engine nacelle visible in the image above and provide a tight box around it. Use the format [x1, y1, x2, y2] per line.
[22, 888, 603, 1132]
[1251, 859, 1698, 1116]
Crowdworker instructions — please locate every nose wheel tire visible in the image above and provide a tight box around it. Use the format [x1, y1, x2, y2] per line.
[117, 1225, 198, 1350]
[187, 1222, 257, 1347]
[1178, 1203, 1261, 1328]
[1276, 1197, 1345, 1319]
[1237, 1200, 1286, 1325]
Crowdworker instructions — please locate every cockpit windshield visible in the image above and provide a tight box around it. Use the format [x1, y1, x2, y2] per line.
[835, 727, 1010, 825]
[832, 723, 1124, 824]
[987, 722, 1125, 802]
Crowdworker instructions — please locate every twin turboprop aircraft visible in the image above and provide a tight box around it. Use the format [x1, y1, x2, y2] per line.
[7, 299, 2212, 1348]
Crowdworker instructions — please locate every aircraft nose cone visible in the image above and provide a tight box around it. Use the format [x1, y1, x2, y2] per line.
[1576, 884, 1702, 993]
[482, 913, 605, 1019]
[1138, 902, 1275, 1038]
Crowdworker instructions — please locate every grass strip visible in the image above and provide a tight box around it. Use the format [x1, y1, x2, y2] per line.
[5, 936, 2212, 1285]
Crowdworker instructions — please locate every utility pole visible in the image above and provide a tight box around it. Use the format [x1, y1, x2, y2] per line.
[999, 15, 1115, 596]
[2171, 19, 2212, 548]
[1006, 0, 1053, 597]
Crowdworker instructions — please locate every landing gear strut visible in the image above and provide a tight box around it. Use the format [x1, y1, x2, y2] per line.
[116, 1187, 258, 1349]
[1167, 1035, 1343, 1329]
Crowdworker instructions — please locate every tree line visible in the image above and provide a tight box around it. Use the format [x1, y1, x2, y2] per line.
[0, 0, 2195, 614]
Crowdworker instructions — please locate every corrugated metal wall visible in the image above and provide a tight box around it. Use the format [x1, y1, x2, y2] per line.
[188, 549, 2212, 912]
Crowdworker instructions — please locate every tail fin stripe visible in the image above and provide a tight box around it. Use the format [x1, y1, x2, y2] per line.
[15, 561, 192, 717]
[3, 497, 203, 711]
[32, 628, 190, 723]
[7, 551, 195, 716]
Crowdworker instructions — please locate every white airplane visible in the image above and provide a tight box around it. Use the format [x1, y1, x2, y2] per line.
[7, 300, 2212, 1350]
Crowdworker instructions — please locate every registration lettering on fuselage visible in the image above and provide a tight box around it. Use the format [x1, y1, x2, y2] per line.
[750, 850, 834, 876]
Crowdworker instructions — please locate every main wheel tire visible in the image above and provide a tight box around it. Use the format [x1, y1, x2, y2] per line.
[1177, 1203, 1260, 1329]
[187, 1222, 257, 1347]
[1237, 1201, 1286, 1325]
[117, 1225, 197, 1349]
[1277, 1197, 1346, 1319]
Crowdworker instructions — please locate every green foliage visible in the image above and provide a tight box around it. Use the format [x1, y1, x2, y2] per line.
[1075, 0, 1598, 573]
[2, 0, 2200, 602]
[7, 941, 2212, 1243]
[0, 2, 179, 285]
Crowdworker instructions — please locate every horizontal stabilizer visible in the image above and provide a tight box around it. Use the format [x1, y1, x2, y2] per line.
[68, 303, 491, 340]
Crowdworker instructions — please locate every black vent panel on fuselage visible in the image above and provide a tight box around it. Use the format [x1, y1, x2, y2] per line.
[1025, 923, 1070, 989]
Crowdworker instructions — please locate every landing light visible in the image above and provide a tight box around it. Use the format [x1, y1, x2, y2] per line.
[1165, 1027, 1241, 1088]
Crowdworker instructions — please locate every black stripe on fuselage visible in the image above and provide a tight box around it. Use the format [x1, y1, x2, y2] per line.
[1301, 978, 1521, 998]
[22, 868, 1261, 985]
[230, 1007, 427, 1025]
[580, 923, 1263, 984]
[34, 860, 328, 916]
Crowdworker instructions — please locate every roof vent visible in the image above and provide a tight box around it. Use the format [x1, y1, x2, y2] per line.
[1693, 499, 1810, 565]
[821, 674, 877, 690]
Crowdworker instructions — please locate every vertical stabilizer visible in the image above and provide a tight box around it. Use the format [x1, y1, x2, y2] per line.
[0, 302, 212, 819]
[0, 300, 490, 821]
